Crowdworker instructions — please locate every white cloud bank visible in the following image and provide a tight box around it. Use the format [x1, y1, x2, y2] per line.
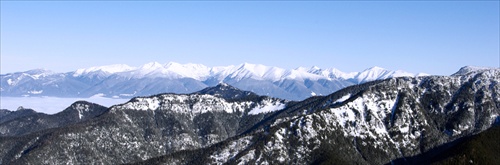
[0, 97, 129, 114]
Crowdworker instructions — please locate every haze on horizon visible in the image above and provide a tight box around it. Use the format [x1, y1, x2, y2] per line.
[1, 1, 499, 75]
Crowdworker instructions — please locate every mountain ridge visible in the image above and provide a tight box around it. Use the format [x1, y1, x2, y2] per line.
[15, 62, 427, 81]
[1, 62, 428, 100]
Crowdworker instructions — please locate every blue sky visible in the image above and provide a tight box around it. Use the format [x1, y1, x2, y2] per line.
[1, 1, 499, 75]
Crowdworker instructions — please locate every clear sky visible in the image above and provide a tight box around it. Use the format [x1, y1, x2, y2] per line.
[1, 1, 499, 75]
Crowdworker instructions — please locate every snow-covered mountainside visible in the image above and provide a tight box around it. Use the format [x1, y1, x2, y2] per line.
[137, 67, 499, 165]
[0, 84, 287, 164]
[0, 67, 498, 164]
[0, 62, 424, 100]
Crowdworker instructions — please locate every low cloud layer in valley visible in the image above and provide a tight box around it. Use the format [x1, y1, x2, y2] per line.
[0, 96, 128, 114]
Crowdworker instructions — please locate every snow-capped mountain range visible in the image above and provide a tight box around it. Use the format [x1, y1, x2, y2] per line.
[1, 67, 498, 164]
[1, 62, 428, 100]
[72, 62, 423, 81]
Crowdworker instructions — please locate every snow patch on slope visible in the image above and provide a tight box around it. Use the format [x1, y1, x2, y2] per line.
[7, 79, 14, 86]
[333, 94, 351, 104]
[72, 103, 90, 119]
[248, 100, 285, 115]
[331, 93, 397, 142]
